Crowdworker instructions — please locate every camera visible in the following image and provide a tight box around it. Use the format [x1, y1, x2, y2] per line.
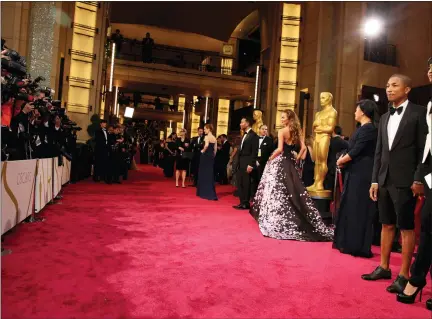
[1, 39, 82, 161]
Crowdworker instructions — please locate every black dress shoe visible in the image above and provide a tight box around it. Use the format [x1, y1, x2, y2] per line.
[426, 298, 431, 311]
[361, 266, 392, 281]
[387, 275, 408, 294]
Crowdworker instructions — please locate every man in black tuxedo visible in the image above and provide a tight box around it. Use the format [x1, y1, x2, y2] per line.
[233, 117, 259, 210]
[219, 134, 231, 184]
[396, 59, 432, 308]
[94, 120, 109, 183]
[362, 74, 428, 295]
[191, 127, 205, 186]
[253, 125, 275, 194]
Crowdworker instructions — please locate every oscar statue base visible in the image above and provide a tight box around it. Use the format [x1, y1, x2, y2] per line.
[310, 194, 333, 225]
[307, 189, 332, 198]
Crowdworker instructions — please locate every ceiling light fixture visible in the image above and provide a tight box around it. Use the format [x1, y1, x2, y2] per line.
[124, 106, 134, 118]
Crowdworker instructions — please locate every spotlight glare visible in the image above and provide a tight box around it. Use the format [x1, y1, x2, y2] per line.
[373, 94, 379, 102]
[363, 18, 383, 38]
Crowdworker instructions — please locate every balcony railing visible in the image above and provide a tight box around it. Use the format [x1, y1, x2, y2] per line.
[115, 53, 255, 78]
[109, 38, 256, 78]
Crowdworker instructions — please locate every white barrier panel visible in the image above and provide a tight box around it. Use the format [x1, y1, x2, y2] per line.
[61, 157, 71, 185]
[35, 158, 53, 213]
[1, 160, 37, 235]
[53, 158, 63, 197]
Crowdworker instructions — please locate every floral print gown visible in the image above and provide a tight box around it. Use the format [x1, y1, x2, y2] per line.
[250, 143, 334, 242]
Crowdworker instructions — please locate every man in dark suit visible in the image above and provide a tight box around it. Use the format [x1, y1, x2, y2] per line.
[219, 134, 231, 184]
[191, 127, 205, 186]
[396, 59, 432, 308]
[233, 117, 259, 210]
[94, 120, 109, 183]
[256, 125, 275, 180]
[362, 74, 428, 295]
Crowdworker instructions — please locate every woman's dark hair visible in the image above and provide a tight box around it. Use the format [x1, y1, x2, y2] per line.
[357, 99, 380, 127]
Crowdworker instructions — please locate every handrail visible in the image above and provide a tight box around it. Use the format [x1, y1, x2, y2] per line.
[111, 37, 224, 58]
[114, 53, 256, 78]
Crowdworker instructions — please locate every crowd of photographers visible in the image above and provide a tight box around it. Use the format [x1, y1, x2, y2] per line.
[1, 39, 79, 169]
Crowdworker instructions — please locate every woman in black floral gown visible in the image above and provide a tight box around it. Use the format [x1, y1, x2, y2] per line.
[250, 110, 333, 242]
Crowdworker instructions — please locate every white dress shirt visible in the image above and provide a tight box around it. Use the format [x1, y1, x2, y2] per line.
[423, 100, 432, 163]
[387, 99, 409, 150]
[241, 128, 251, 150]
[258, 136, 265, 148]
[102, 128, 107, 144]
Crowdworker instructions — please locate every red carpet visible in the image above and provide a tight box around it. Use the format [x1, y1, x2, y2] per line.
[2, 165, 430, 318]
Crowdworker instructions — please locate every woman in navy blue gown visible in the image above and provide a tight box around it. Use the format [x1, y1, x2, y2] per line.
[333, 99, 379, 258]
[197, 124, 218, 201]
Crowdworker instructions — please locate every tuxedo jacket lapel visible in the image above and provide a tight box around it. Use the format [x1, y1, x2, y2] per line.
[241, 132, 250, 150]
[390, 103, 411, 151]
[382, 113, 390, 151]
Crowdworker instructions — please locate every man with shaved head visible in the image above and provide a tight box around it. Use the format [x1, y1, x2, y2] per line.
[362, 74, 428, 295]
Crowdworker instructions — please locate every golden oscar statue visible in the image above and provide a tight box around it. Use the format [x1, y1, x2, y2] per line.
[306, 92, 337, 198]
[252, 110, 264, 132]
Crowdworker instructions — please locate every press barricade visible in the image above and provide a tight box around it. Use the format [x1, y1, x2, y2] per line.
[1, 157, 71, 236]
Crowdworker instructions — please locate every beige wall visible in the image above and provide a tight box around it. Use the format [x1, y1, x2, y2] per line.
[388, 2, 432, 87]
[295, 1, 432, 136]
[1, 2, 31, 59]
[111, 23, 225, 53]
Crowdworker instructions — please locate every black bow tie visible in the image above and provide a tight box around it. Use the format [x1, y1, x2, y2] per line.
[259, 136, 264, 140]
[389, 106, 403, 115]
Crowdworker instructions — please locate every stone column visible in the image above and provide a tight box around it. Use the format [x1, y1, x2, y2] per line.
[333, 2, 365, 136]
[259, 3, 302, 134]
[58, 1, 110, 141]
[259, 2, 283, 133]
[27, 2, 60, 88]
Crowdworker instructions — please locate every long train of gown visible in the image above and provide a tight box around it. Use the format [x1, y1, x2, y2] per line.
[250, 144, 334, 242]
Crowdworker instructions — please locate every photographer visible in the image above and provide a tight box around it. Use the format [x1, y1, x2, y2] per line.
[2, 39, 81, 164]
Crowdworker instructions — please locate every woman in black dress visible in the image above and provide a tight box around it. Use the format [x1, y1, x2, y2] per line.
[333, 99, 379, 258]
[175, 128, 191, 188]
[197, 124, 218, 200]
[163, 135, 176, 178]
[301, 135, 315, 187]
